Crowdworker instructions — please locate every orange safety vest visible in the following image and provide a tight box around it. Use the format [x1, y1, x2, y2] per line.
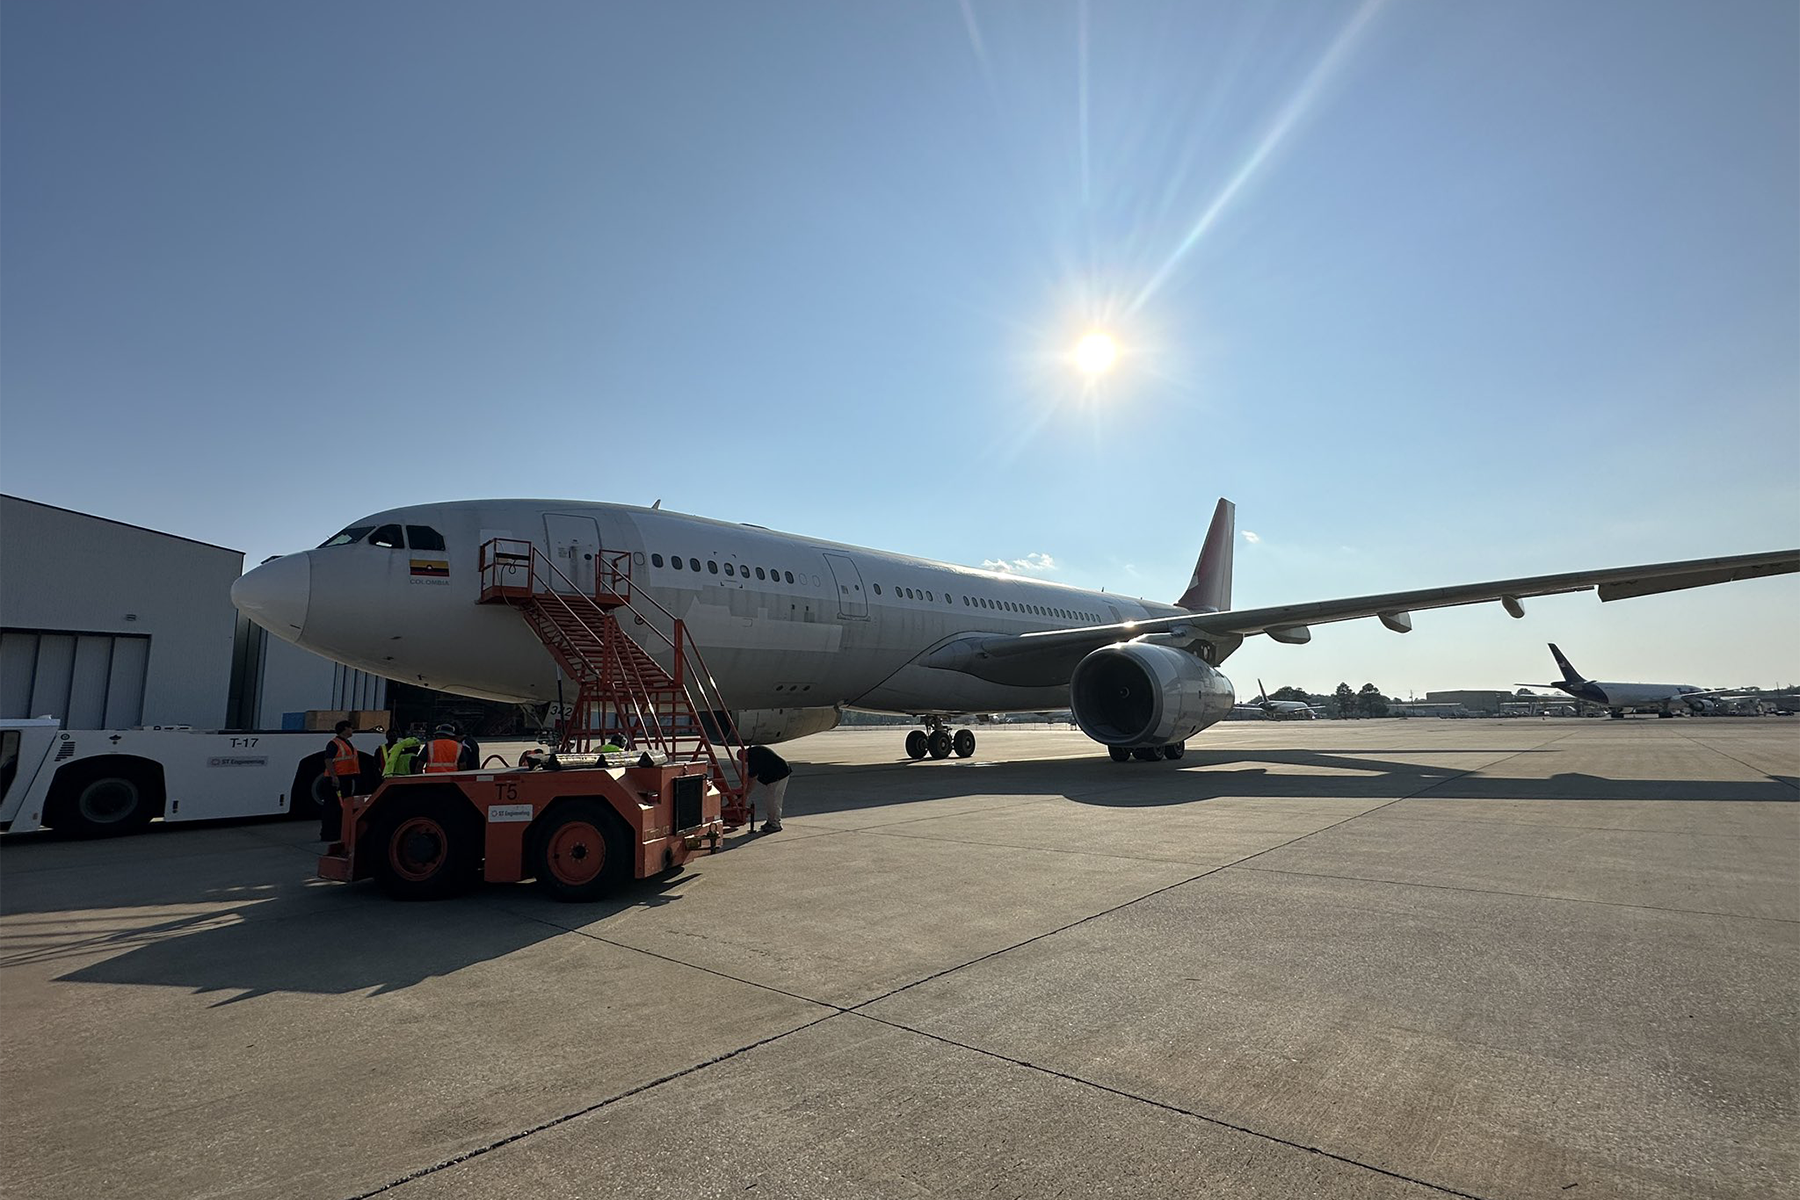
[422, 738, 462, 773]
[329, 736, 360, 777]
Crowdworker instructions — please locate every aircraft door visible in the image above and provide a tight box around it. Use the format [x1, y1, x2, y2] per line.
[822, 553, 868, 620]
[544, 514, 601, 596]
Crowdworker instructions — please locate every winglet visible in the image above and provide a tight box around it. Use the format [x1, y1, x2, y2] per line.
[1176, 499, 1235, 612]
[1548, 643, 1583, 684]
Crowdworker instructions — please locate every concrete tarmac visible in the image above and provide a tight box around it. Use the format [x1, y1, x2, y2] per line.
[2, 719, 1795, 1199]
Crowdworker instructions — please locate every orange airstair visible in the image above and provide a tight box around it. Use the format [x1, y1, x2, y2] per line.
[477, 538, 751, 827]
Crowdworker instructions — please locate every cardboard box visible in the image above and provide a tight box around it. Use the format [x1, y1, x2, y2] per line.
[354, 709, 393, 732]
[303, 710, 351, 731]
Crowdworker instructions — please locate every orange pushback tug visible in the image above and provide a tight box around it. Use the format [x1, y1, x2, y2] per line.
[318, 750, 725, 901]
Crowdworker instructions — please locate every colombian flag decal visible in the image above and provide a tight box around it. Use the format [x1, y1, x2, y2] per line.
[410, 559, 450, 578]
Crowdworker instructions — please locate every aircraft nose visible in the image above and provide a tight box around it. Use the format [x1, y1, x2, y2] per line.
[232, 553, 311, 640]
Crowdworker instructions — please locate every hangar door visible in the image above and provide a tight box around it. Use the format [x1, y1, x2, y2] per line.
[0, 630, 149, 728]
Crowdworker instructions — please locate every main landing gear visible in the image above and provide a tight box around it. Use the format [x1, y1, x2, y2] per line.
[1108, 744, 1186, 762]
[905, 719, 977, 760]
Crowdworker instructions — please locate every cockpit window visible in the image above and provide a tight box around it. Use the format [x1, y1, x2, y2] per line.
[319, 525, 375, 548]
[369, 524, 405, 549]
[406, 525, 446, 552]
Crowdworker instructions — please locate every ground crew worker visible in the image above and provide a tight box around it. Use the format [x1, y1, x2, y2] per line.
[322, 720, 360, 841]
[382, 731, 423, 777]
[420, 724, 463, 774]
[743, 744, 792, 834]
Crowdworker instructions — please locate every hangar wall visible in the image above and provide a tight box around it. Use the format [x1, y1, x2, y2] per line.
[1, 496, 241, 727]
[1, 495, 385, 729]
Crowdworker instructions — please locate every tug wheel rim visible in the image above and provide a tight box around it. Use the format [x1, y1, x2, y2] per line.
[389, 815, 450, 882]
[545, 820, 606, 886]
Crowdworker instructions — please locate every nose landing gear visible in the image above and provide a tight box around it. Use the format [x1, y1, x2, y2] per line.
[905, 719, 977, 760]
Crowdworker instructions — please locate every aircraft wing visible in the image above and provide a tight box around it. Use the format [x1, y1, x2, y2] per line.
[918, 548, 1799, 686]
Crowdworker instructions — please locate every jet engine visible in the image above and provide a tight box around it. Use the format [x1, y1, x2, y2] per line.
[1069, 642, 1236, 747]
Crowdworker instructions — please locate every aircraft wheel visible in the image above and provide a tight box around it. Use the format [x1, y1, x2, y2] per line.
[370, 795, 480, 901]
[905, 730, 928, 759]
[952, 729, 976, 758]
[1657, 711, 1675, 719]
[1162, 743, 1185, 760]
[927, 730, 952, 759]
[1131, 747, 1161, 762]
[530, 799, 630, 902]
[1108, 746, 1131, 763]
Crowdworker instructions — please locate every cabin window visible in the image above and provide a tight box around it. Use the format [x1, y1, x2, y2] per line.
[757, 567, 767, 581]
[406, 525, 446, 552]
[708, 560, 719, 574]
[319, 525, 374, 548]
[784, 571, 794, 584]
[652, 554, 664, 568]
[871, 582, 880, 594]
[926, 591, 934, 602]
[689, 558, 701, 572]
[368, 524, 405, 549]
[672, 557, 684, 570]
[724, 563, 735, 576]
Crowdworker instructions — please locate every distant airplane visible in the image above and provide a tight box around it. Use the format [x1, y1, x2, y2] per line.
[1235, 679, 1323, 720]
[231, 497, 1798, 761]
[1520, 643, 1742, 719]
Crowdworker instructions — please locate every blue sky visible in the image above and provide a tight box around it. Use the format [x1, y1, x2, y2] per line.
[4, 0, 1796, 696]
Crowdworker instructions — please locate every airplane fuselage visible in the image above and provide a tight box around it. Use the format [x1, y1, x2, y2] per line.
[1551, 679, 1707, 713]
[235, 499, 1185, 720]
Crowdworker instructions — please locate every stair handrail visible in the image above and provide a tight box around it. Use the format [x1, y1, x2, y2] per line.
[479, 539, 749, 797]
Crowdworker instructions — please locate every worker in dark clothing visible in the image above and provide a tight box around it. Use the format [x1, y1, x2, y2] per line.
[321, 720, 360, 841]
[458, 730, 481, 771]
[743, 744, 792, 833]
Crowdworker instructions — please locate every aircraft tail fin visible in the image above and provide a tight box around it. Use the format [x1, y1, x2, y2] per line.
[1548, 643, 1583, 684]
[1176, 499, 1235, 612]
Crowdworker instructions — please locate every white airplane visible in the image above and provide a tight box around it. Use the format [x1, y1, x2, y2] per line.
[231, 497, 1798, 761]
[1235, 680, 1323, 720]
[1520, 643, 1746, 719]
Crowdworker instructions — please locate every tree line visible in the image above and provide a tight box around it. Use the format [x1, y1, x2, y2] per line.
[1268, 683, 1392, 718]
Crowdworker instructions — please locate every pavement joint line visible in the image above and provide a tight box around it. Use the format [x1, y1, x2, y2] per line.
[342, 1011, 845, 1199]
[848, 1010, 1496, 1200]
[808, 793, 1053, 834]
[844, 795, 1436, 1014]
[1671, 730, 1800, 795]
[482, 898, 854, 1013]
[851, 823, 1248, 868]
[1230, 864, 1800, 924]
[839, 738, 1585, 1013]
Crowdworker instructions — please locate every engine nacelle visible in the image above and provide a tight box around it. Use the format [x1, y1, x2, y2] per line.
[728, 706, 843, 745]
[1069, 642, 1236, 747]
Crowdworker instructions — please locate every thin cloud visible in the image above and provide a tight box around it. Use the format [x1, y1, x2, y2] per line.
[1243, 531, 1261, 544]
[982, 552, 1057, 574]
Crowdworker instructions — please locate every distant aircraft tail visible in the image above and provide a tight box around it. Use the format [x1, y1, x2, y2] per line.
[1548, 643, 1583, 684]
[1176, 499, 1235, 612]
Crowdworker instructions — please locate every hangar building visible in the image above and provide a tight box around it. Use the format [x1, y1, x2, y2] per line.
[0, 495, 383, 729]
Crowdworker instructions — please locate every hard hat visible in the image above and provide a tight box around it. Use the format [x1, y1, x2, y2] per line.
[435, 723, 456, 735]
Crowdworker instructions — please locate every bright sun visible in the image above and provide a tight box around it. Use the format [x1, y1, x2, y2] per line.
[1073, 332, 1119, 376]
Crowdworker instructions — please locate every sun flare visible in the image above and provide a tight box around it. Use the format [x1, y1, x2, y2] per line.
[1073, 332, 1119, 376]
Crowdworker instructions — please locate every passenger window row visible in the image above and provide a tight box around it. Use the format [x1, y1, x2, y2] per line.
[638, 552, 1099, 624]
[871, 581, 1094, 624]
[649, 553, 798, 586]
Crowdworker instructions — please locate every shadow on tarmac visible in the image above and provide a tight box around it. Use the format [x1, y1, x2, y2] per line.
[785, 750, 1800, 814]
[6, 867, 702, 1002]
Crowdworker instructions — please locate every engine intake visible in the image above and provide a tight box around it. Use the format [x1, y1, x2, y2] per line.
[1069, 642, 1236, 747]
